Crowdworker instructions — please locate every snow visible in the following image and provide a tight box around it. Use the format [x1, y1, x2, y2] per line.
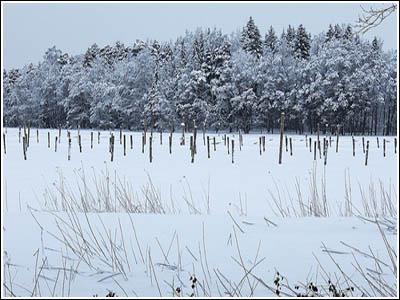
[2, 127, 398, 297]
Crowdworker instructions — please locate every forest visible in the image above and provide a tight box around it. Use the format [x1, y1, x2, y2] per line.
[3, 17, 397, 135]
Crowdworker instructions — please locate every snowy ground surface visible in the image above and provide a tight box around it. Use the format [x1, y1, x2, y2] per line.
[2, 127, 398, 297]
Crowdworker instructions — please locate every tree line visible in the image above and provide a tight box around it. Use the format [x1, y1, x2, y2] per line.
[3, 17, 397, 135]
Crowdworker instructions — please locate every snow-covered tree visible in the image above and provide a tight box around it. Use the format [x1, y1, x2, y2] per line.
[264, 26, 278, 54]
[294, 25, 311, 60]
[240, 17, 263, 58]
[2, 19, 397, 135]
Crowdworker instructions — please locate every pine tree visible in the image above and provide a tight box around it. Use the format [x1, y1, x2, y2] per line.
[334, 24, 342, 39]
[240, 17, 263, 58]
[83, 44, 100, 68]
[325, 24, 335, 42]
[264, 26, 278, 53]
[193, 32, 205, 68]
[179, 39, 187, 67]
[343, 25, 353, 40]
[294, 24, 311, 60]
[372, 36, 380, 52]
[285, 25, 296, 50]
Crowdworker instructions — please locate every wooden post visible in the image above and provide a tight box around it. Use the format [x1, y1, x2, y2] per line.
[352, 136, 355, 157]
[289, 137, 293, 156]
[3, 133, 6, 154]
[130, 135, 133, 149]
[309, 137, 312, 153]
[239, 131, 242, 151]
[278, 112, 285, 164]
[58, 127, 61, 143]
[78, 134, 82, 153]
[383, 139, 386, 157]
[123, 134, 126, 156]
[111, 134, 114, 160]
[285, 135, 288, 152]
[36, 129, 39, 143]
[55, 136, 58, 152]
[336, 125, 339, 153]
[160, 130, 163, 145]
[149, 136, 153, 163]
[19, 127, 21, 143]
[324, 140, 328, 166]
[48, 132, 50, 148]
[193, 126, 197, 154]
[68, 137, 71, 161]
[181, 123, 185, 145]
[224, 134, 226, 146]
[395, 138, 397, 154]
[110, 134, 115, 162]
[317, 123, 320, 148]
[22, 136, 27, 160]
[142, 133, 145, 153]
[362, 137, 365, 153]
[231, 139, 234, 164]
[318, 140, 321, 159]
[207, 136, 210, 159]
[91, 132, 93, 149]
[305, 134, 308, 148]
[143, 127, 147, 146]
[120, 128, 122, 144]
[98, 131, 100, 144]
[169, 132, 172, 154]
[259, 137, 262, 156]
[314, 141, 317, 161]
[227, 136, 230, 154]
[365, 140, 369, 166]
[377, 137, 379, 148]
[213, 137, 216, 151]
[190, 136, 194, 163]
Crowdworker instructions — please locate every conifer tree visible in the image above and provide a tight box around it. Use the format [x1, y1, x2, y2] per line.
[264, 26, 278, 53]
[240, 17, 263, 58]
[294, 24, 311, 60]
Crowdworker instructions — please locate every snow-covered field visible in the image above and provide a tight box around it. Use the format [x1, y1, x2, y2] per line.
[2, 127, 398, 297]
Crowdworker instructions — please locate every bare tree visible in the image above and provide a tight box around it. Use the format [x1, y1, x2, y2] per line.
[356, 3, 397, 34]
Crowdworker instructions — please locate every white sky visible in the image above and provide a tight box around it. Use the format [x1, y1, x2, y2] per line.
[2, 2, 398, 69]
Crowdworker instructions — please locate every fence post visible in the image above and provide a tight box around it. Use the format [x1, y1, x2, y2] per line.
[365, 141, 369, 166]
[169, 132, 172, 154]
[278, 112, 285, 164]
[123, 134, 126, 156]
[231, 139, 235, 164]
[3, 133, 6, 154]
[149, 136, 153, 163]
[336, 125, 339, 153]
[207, 136, 210, 159]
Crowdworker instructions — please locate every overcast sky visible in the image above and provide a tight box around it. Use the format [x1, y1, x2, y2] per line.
[2, 2, 398, 70]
